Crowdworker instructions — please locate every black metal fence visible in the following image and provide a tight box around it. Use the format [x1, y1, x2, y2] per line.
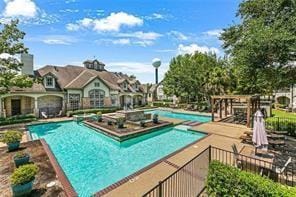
[265, 117, 296, 136]
[143, 146, 295, 197]
[143, 147, 210, 197]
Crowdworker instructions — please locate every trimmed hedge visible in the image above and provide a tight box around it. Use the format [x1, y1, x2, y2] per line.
[207, 161, 296, 197]
[149, 101, 173, 108]
[265, 117, 296, 136]
[66, 107, 118, 117]
[0, 114, 37, 126]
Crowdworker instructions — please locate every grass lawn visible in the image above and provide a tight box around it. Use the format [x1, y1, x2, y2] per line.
[272, 109, 296, 118]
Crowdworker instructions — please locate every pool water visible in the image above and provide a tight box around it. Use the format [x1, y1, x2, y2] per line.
[146, 109, 211, 122]
[28, 121, 205, 196]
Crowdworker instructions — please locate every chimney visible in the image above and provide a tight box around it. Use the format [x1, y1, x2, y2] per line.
[20, 54, 34, 76]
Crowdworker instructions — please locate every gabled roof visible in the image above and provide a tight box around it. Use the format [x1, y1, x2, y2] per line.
[11, 63, 144, 93]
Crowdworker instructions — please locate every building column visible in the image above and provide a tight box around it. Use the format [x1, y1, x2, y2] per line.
[34, 98, 39, 117]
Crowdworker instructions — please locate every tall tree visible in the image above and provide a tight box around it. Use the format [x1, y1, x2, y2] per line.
[0, 20, 33, 95]
[221, 0, 296, 94]
[163, 52, 231, 103]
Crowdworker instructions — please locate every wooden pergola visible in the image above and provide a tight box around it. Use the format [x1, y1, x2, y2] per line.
[211, 95, 261, 127]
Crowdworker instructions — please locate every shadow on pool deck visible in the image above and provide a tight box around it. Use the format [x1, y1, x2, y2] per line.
[0, 140, 66, 197]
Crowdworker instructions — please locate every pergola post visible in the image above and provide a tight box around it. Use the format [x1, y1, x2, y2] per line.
[219, 99, 222, 119]
[225, 99, 228, 117]
[211, 98, 215, 122]
[246, 98, 251, 127]
[230, 99, 233, 115]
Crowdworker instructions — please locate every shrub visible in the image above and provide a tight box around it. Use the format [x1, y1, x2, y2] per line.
[265, 117, 296, 136]
[67, 108, 118, 117]
[150, 101, 173, 108]
[97, 112, 102, 122]
[14, 152, 29, 159]
[11, 164, 38, 185]
[117, 117, 125, 129]
[207, 161, 296, 196]
[153, 114, 159, 123]
[0, 114, 37, 126]
[1, 130, 22, 144]
[140, 120, 146, 127]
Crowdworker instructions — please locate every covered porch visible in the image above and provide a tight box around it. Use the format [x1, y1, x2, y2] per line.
[119, 93, 145, 108]
[0, 93, 66, 118]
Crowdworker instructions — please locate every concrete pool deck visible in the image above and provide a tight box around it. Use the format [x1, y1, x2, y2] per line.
[99, 122, 249, 197]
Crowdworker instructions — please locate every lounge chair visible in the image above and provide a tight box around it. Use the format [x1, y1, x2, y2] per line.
[232, 144, 242, 169]
[275, 157, 292, 174]
[56, 110, 62, 117]
[41, 111, 48, 119]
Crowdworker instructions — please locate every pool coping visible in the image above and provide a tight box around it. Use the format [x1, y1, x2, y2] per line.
[40, 139, 78, 197]
[94, 131, 210, 196]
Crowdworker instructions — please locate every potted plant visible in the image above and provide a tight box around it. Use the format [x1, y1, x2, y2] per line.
[11, 164, 38, 197]
[1, 130, 22, 151]
[117, 117, 125, 129]
[107, 120, 113, 126]
[140, 120, 146, 127]
[97, 112, 102, 122]
[14, 152, 30, 167]
[153, 114, 159, 124]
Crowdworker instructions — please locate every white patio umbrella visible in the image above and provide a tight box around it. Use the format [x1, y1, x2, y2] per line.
[252, 110, 268, 152]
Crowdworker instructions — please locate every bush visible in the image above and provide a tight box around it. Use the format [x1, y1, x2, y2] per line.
[0, 114, 37, 126]
[117, 117, 125, 129]
[265, 117, 296, 136]
[153, 114, 159, 123]
[14, 152, 29, 159]
[207, 161, 296, 196]
[150, 101, 172, 108]
[11, 164, 38, 185]
[67, 108, 118, 117]
[0, 130, 22, 144]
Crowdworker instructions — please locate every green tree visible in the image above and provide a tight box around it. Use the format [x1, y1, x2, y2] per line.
[163, 52, 231, 103]
[0, 20, 33, 95]
[221, 0, 296, 94]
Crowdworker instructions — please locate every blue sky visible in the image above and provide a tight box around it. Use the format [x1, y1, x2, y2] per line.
[0, 0, 241, 83]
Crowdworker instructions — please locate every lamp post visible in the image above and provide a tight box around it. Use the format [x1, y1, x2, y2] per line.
[152, 58, 161, 84]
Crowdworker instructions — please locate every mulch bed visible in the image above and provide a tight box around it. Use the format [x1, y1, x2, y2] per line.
[0, 140, 66, 197]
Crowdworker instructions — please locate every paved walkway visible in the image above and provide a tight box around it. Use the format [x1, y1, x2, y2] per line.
[103, 122, 248, 197]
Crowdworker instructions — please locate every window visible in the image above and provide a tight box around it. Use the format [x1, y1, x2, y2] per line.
[89, 89, 105, 108]
[45, 76, 54, 88]
[123, 82, 128, 90]
[94, 82, 100, 87]
[69, 94, 80, 111]
[111, 95, 117, 106]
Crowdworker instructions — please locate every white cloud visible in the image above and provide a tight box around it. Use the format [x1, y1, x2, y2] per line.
[26, 35, 77, 45]
[168, 31, 188, 41]
[203, 29, 223, 37]
[178, 43, 220, 55]
[67, 12, 143, 32]
[107, 61, 169, 83]
[111, 38, 131, 45]
[116, 31, 162, 40]
[3, 0, 37, 18]
[145, 13, 165, 20]
[59, 9, 79, 13]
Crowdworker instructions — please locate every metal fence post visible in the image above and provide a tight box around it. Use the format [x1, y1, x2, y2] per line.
[209, 145, 212, 163]
[158, 181, 162, 197]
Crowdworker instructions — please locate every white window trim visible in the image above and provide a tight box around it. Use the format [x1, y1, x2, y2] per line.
[44, 76, 55, 88]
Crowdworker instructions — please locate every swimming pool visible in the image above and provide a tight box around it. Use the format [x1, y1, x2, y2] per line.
[28, 121, 206, 196]
[145, 109, 211, 122]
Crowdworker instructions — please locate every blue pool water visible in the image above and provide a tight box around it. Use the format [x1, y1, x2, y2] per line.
[145, 109, 211, 122]
[28, 121, 205, 196]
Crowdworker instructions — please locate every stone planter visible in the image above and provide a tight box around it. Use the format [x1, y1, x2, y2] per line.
[7, 142, 20, 152]
[14, 154, 30, 167]
[11, 180, 34, 197]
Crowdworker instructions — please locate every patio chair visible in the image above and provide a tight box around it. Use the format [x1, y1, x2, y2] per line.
[232, 144, 242, 169]
[275, 157, 292, 174]
[41, 111, 48, 119]
[56, 110, 62, 117]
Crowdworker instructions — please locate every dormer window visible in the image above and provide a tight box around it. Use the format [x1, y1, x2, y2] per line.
[45, 76, 55, 88]
[123, 82, 128, 90]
